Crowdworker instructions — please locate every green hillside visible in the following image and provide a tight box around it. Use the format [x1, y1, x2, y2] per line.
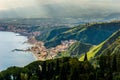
[99, 30, 120, 56]
[57, 41, 93, 58]
[80, 30, 120, 61]
[36, 27, 70, 41]
[43, 21, 120, 48]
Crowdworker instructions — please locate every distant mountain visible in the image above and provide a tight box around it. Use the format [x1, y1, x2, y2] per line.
[42, 21, 120, 48]
[104, 13, 120, 20]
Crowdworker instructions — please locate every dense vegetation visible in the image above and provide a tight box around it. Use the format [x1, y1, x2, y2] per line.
[0, 57, 93, 80]
[0, 55, 120, 80]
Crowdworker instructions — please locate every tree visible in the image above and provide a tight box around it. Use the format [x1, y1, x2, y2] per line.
[30, 75, 39, 80]
[84, 53, 88, 61]
[112, 55, 117, 72]
[70, 68, 79, 80]
[55, 59, 60, 75]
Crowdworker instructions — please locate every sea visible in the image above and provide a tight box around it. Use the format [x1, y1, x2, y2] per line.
[0, 31, 35, 71]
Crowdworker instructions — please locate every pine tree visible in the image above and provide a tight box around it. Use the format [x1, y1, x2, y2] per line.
[84, 53, 88, 61]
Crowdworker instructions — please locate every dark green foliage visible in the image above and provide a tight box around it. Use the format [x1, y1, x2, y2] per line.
[0, 54, 120, 80]
[95, 50, 120, 80]
[112, 55, 117, 72]
[0, 57, 95, 80]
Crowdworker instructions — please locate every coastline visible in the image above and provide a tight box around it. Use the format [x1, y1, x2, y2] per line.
[0, 30, 76, 61]
[26, 36, 40, 60]
[0, 30, 39, 60]
[30, 51, 38, 60]
[27, 38, 76, 61]
[0, 24, 76, 61]
[0, 31, 36, 71]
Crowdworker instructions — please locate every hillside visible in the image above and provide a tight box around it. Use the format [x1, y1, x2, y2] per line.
[80, 30, 120, 60]
[99, 30, 120, 56]
[57, 41, 93, 58]
[42, 21, 120, 48]
[36, 27, 70, 41]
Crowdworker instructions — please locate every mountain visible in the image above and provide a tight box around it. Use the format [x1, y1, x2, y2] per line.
[42, 21, 120, 48]
[80, 30, 120, 60]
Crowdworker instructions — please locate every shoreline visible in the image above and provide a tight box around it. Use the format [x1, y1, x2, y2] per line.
[30, 51, 38, 60]
[0, 30, 76, 61]
[0, 31, 36, 71]
[26, 36, 40, 60]
[0, 30, 39, 60]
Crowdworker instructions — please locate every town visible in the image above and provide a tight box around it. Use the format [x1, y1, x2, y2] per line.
[30, 39, 76, 60]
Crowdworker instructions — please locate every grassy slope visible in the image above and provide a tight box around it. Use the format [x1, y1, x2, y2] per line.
[79, 30, 120, 61]
[59, 41, 93, 58]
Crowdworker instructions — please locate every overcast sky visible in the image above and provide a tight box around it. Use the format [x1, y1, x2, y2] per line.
[0, 0, 119, 18]
[0, 0, 119, 10]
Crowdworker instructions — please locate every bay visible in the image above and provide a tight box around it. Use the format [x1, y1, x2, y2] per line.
[0, 31, 35, 71]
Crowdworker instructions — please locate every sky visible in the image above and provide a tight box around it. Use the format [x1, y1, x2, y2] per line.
[0, 0, 120, 18]
[0, 0, 119, 10]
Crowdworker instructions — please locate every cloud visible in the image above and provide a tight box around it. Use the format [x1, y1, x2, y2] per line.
[33, 0, 120, 12]
[0, 0, 120, 18]
[0, 0, 119, 10]
[0, 0, 36, 10]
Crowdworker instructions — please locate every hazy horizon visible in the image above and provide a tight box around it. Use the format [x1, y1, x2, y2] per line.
[0, 0, 120, 18]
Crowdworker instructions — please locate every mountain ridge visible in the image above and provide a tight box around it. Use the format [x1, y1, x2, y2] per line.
[42, 21, 120, 48]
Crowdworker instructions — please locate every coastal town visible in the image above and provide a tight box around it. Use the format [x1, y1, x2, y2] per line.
[0, 19, 78, 60]
[29, 37, 76, 60]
